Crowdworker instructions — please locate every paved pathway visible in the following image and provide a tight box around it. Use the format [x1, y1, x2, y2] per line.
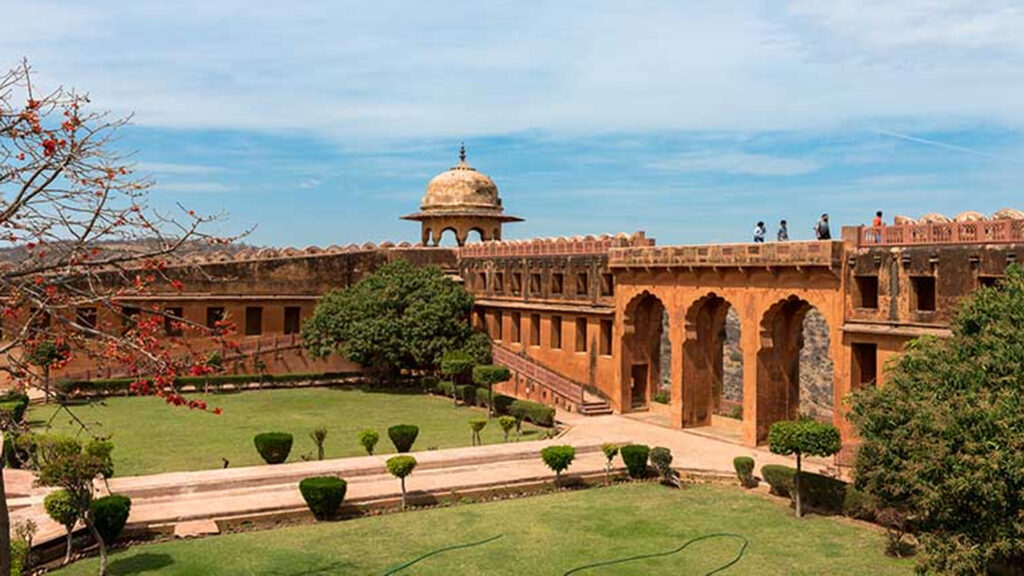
[9, 412, 824, 547]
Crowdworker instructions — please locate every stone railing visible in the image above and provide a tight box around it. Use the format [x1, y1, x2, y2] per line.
[459, 232, 653, 259]
[491, 345, 585, 406]
[609, 241, 843, 269]
[853, 219, 1024, 247]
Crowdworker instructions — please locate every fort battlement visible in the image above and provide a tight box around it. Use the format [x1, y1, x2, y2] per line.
[608, 240, 844, 269]
[458, 231, 652, 259]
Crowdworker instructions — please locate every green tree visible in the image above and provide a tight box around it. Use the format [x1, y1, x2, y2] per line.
[767, 419, 840, 518]
[461, 331, 493, 365]
[601, 443, 619, 485]
[43, 489, 78, 565]
[386, 455, 417, 510]
[440, 350, 474, 406]
[850, 264, 1024, 573]
[24, 339, 70, 404]
[472, 364, 510, 418]
[540, 445, 576, 488]
[302, 260, 475, 381]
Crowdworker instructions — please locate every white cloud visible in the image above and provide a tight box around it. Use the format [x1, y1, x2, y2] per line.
[136, 162, 223, 175]
[298, 179, 321, 189]
[647, 152, 820, 176]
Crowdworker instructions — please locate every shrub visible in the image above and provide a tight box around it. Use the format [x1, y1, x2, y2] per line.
[45, 489, 78, 564]
[10, 538, 29, 576]
[440, 350, 475, 381]
[455, 384, 477, 405]
[620, 444, 650, 479]
[0, 400, 27, 426]
[653, 391, 670, 404]
[540, 445, 576, 487]
[509, 400, 555, 427]
[254, 432, 293, 464]
[650, 446, 677, 485]
[768, 419, 841, 517]
[601, 443, 619, 484]
[469, 417, 487, 446]
[358, 429, 379, 456]
[85, 437, 114, 480]
[843, 486, 877, 522]
[299, 476, 348, 520]
[386, 455, 418, 509]
[491, 394, 515, 415]
[473, 364, 511, 416]
[733, 456, 756, 488]
[498, 416, 516, 442]
[761, 464, 795, 497]
[800, 471, 848, 513]
[90, 494, 132, 544]
[387, 424, 419, 453]
[475, 387, 492, 408]
[435, 380, 455, 397]
[310, 426, 328, 461]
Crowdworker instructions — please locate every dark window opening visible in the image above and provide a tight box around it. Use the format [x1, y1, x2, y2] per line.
[474, 308, 486, 330]
[245, 306, 263, 336]
[576, 273, 589, 297]
[530, 273, 542, 296]
[76, 307, 98, 337]
[493, 310, 503, 341]
[511, 312, 521, 343]
[284, 306, 302, 335]
[206, 306, 226, 333]
[575, 317, 588, 352]
[599, 319, 613, 356]
[530, 314, 540, 346]
[854, 276, 879, 309]
[550, 316, 562, 349]
[511, 273, 522, 296]
[601, 273, 614, 297]
[165, 307, 184, 337]
[551, 273, 564, 295]
[478, 272, 488, 292]
[494, 272, 504, 294]
[121, 306, 140, 334]
[853, 343, 878, 387]
[911, 276, 936, 312]
[979, 275, 1004, 289]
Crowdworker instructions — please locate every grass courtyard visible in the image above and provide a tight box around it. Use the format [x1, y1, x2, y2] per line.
[28, 387, 543, 476]
[52, 483, 913, 575]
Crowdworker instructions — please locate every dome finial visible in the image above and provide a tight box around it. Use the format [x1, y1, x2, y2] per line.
[459, 142, 466, 163]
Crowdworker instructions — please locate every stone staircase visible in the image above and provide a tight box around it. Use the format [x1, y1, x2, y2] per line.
[579, 395, 613, 416]
[491, 345, 613, 417]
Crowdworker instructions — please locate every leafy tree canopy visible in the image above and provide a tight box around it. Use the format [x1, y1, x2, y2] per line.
[850, 264, 1024, 574]
[302, 260, 475, 375]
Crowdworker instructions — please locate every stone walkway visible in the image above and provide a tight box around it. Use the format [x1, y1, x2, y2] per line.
[9, 412, 824, 547]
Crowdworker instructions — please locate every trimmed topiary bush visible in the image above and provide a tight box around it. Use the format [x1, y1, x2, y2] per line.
[491, 394, 516, 415]
[254, 432, 293, 464]
[44, 489, 78, 564]
[0, 399, 27, 426]
[472, 364, 511, 417]
[455, 384, 477, 405]
[768, 419, 842, 517]
[761, 464, 796, 497]
[475, 387, 492, 408]
[620, 444, 650, 479]
[733, 456, 756, 488]
[509, 400, 555, 427]
[386, 455, 417, 509]
[358, 429, 379, 456]
[90, 494, 131, 544]
[650, 446, 678, 485]
[387, 424, 419, 453]
[498, 415, 516, 442]
[435, 380, 455, 397]
[799, 471, 848, 513]
[469, 417, 487, 446]
[601, 443, 619, 484]
[299, 476, 348, 520]
[540, 445, 576, 487]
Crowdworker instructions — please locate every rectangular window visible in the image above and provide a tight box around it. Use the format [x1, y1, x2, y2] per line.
[493, 310, 503, 341]
[853, 343, 878, 387]
[550, 316, 562, 349]
[854, 276, 879, 309]
[599, 319, 613, 356]
[530, 314, 540, 346]
[478, 272, 488, 292]
[474, 308, 486, 330]
[245, 306, 263, 336]
[206, 306, 226, 333]
[575, 317, 588, 352]
[576, 272, 589, 297]
[165, 307, 184, 337]
[284, 306, 302, 335]
[601, 273, 614, 297]
[511, 272, 522, 296]
[551, 273, 564, 295]
[979, 275, 1003, 289]
[29, 309, 51, 333]
[511, 312, 521, 343]
[911, 276, 936, 312]
[76, 307, 98, 337]
[121, 306, 140, 334]
[494, 272, 505, 294]
[530, 273, 542, 296]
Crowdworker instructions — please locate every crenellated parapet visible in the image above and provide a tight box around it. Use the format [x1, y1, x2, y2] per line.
[459, 231, 653, 259]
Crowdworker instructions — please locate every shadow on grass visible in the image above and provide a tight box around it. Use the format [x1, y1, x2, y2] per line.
[108, 552, 174, 574]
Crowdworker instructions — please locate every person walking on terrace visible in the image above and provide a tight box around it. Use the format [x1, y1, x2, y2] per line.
[753, 221, 766, 243]
[872, 210, 884, 243]
[777, 219, 789, 241]
[814, 213, 831, 240]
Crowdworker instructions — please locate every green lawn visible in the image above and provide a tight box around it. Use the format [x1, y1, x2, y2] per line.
[52, 483, 913, 576]
[29, 388, 542, 476]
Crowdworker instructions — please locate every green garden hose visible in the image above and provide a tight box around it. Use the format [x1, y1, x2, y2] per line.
[561, 533, 749, 576]
[379, 534, 504, 575]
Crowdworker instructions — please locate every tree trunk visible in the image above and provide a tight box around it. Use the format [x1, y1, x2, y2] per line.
[400, 477, 407, 510]
[44, 365, 51, 404]
[555, 470, 561, 489]
[64, 529, 73, 565]
[487, 384, 493, 418]
[795, 452, 803, 518]
[85, 516, 108, 576]
[0, 432, 11, 576]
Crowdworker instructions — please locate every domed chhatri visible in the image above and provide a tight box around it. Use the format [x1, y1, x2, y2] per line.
[402, 144, 522, 247]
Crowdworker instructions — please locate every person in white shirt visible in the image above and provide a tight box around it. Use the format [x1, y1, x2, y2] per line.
[753, 221, 766, 243]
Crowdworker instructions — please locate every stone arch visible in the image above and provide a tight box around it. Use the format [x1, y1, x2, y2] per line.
[422, 227, 433, 246]
[754, 295, 834, 443]
[621, 291, 670, 411]
[467, 227, 486, 244]
[681, 292, 742, 427]
[436, 227, 461, 247]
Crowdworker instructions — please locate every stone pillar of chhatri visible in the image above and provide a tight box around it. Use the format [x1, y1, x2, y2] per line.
[402, 144, 523, 246]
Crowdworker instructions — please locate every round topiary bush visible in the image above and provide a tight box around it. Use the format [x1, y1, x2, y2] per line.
[254, 432, 294, 464]
[620, 444, 650, 479]
[299, 476, 348, 520]
[649, 446, 676, 484]
[388, 424, 419, 453]
[358, 429, 379, 456]
[733, 456, 756, 488]
[90, 494, 132, 544]
[540, 445, 576, 487]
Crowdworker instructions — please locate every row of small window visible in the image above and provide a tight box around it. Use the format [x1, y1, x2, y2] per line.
[474, 271, 614, 298]
[853, 275, 938, 312]
[484, 311, 613, 356]
[32, 305, 305, 337]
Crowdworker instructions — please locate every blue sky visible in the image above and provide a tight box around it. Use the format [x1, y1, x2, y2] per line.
[6, 1, 1023, 246]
